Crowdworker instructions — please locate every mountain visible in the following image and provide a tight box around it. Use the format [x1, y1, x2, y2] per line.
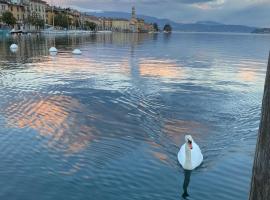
[87, 11, 257, 33]
[174, 22, 256, 33]
[195, 21, 224, 26]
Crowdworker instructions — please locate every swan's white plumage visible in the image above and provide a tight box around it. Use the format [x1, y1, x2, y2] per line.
[178, 140, 203, 170]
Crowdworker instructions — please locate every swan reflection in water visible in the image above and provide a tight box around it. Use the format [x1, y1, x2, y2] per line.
[182, 170, 192, 199]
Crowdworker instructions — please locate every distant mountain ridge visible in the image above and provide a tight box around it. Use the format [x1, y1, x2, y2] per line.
[88, 11, 257, 33]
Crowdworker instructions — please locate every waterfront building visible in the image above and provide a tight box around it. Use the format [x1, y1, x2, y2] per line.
[128, 6, 153, 33]
[137, 18, 146, 32]
[8, 2, 25, 25]
[1, 2, 156, 32]
[84, 15, 102, 30]
[101, 18, 112, 30]
[67, 8, 81, 29]
[45, 5, 53, 25]
[0, 0, 8, 16]
[45, 6, 66, 27]
[144, 23, 155, 32]
[0, 0, 8, 29]
[112, 18, 130, 32]
[129, 6, 138, 32]
[28, 0, 46, 22]
[46, 6, 85, 30]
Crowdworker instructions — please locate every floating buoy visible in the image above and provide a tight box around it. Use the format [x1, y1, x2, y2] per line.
[10, 44, 18, 53]
[72, 49, 82, 55]
[49, 47, 57, 53]
[10, 44, 18, 49]
[10, 48, 18, 53]
[49, 51, 57, 56]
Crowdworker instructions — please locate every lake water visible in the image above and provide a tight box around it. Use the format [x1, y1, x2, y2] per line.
[0, 32, 269, 200]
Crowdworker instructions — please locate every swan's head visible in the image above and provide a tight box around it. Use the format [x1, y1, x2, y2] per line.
[185, 135, 193, 150]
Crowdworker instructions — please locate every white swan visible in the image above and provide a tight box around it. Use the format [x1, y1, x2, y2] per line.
[178, 135, 203, 170]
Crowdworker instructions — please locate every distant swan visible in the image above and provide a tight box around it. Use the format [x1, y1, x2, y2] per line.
[178, 135, 203, 170]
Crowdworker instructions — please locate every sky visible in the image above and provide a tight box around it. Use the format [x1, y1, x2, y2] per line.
[49, 0, 270, 27]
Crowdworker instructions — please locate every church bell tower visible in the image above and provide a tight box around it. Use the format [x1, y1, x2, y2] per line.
[131, 6, 136, 19]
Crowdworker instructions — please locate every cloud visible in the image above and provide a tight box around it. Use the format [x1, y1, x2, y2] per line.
[180, 0, 218, 4]
[191, 0, 225, 10]
[68, 5, 103, 13]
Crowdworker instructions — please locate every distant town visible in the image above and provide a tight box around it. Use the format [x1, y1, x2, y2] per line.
[0, 0, 173, 33]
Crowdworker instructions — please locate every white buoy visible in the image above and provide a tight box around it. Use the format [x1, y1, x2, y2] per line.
[72, 49, 82, 55]
[10, 44, 18, 49]
[10, 44, 18, 52]
[49, 51, 57, 56]
[49, 47, 57, 53]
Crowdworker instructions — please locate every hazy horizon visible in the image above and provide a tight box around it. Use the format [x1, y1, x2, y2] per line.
[47, 0, 270, 28]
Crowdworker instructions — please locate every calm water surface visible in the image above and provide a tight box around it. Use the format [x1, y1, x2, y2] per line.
[0, 32, 269, 199]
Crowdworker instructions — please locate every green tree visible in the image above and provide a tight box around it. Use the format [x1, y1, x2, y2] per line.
[153, 23, 159, 32]
[28, 16, 44, 29]
[85, 21, 96, 31]
[163, 23, 172, 33]
[54, 13, 70, 29]
[2, 11, 16, 26]
[75, 18, 80, 28]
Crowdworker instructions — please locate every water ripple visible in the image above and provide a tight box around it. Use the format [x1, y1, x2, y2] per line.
[0, 32, 267, 199]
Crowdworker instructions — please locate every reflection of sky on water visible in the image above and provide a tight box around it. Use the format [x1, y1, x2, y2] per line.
[4, 95, 97, 154]
[163, 119, 208, 145]
[139, 58, 184, 80]
[0, 32, 269, 199]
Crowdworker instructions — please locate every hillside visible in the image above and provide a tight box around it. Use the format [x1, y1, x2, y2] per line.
[88, 11, 257, 33]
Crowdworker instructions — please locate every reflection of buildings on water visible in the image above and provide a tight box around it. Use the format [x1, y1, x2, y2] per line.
[0, 33, 156, 62]
[4, 95, 98, 154]
[0, 35, 49, 62]
[95, 32, 154, 46]
[0, 24, 160, 67]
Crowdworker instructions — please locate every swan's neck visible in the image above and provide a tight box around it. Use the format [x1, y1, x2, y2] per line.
[185, 144, 192, 167]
